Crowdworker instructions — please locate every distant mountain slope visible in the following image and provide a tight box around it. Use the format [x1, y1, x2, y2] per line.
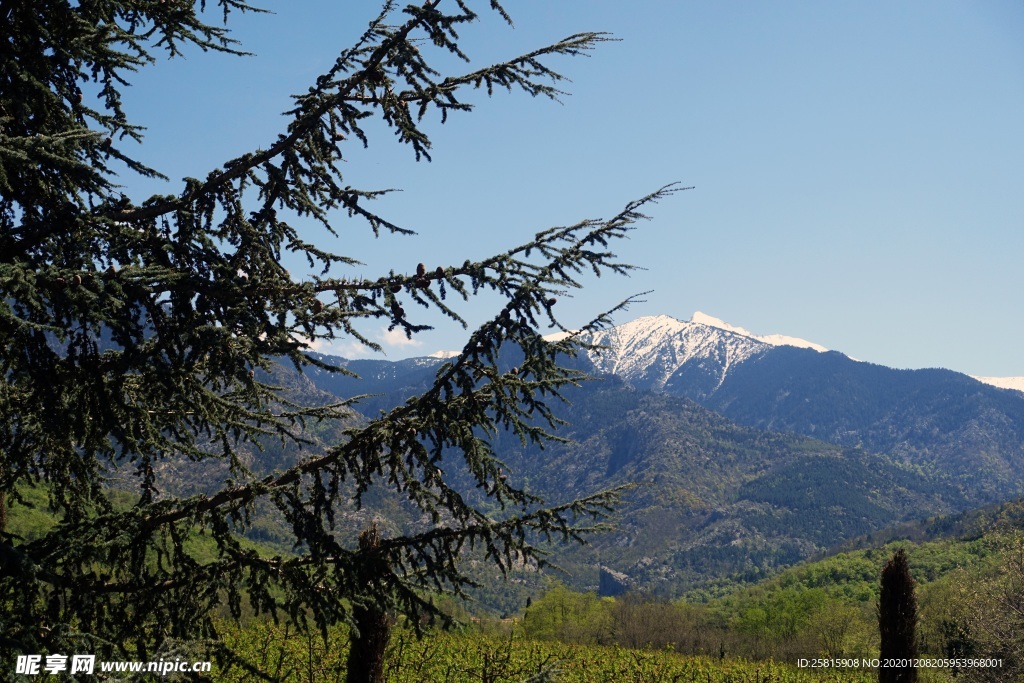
[274, 315, 1023, 598]
[689, 311, 829, 352]
[302, 353, 440, 414]
[269, 349, 967, 597]
[668, 347, 1024, 503]
[574, 313, 1024, 506]
[582, 312, 830, 395]
[487, 378, 963, 596]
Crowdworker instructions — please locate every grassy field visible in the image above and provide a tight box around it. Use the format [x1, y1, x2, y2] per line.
[221, 623, 889, 683]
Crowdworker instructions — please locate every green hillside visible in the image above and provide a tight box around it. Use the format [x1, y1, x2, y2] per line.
[484, 379, 964, 598]
[223, 360, 981, 611]
[8, 477, 1022, 681]
[503, 503, 1023, 680]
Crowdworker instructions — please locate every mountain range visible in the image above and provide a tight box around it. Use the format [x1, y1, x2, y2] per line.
[580, 311, 1022, 395]
[276, 312, 1024, 601]
[576, 313, 1024, 504]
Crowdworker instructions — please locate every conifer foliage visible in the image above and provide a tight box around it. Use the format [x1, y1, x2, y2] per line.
[0, 0, 677, 674]
[878, 549, 918, 683]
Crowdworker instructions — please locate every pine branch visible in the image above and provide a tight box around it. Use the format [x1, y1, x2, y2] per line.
[1, 0, 685, 667]
[114, 0, 441, 224]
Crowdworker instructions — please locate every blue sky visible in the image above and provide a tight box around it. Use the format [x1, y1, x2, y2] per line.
[117, 1, 1024, 376]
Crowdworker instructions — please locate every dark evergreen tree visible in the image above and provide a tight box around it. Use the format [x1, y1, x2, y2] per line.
[878, 549, 918, 683]
[0, 0, 679, 677]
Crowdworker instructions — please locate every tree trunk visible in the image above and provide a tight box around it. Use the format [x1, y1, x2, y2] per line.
[345, 524, 391, 683]
[345, 602, 390, 683]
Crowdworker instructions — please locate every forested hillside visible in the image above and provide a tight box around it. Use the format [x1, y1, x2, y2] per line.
[680, 347, 1024, 503]
[281, 354, 969, 604]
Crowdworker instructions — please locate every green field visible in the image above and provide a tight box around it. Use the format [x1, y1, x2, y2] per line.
[222, 624, 881, 683]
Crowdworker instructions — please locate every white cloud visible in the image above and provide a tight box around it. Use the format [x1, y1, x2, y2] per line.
[379, 326, 423, 349]
[323, 339, 375, 358]
[291, 326, 424, 358]
[292, 334, 372, 359]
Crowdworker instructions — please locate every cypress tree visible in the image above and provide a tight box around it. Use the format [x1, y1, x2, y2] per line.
[878, 549, 918, 683]
[0, 0, 681, 675]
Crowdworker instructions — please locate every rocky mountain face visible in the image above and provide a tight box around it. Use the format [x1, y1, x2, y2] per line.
[583, 314, 771, 395]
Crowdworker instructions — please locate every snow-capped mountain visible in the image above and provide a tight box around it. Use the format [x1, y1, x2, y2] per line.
[584, 312, 829, 393]
[580, 311, 1022, 398]
[689, 312, 829, 352]
[572, 312, 1024, 506]
[297, 311, 1024, 598]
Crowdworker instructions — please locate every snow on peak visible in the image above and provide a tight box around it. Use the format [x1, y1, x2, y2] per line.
[972, 376, 1024, 393]
[428, 350, 459, 359]
[542, 329, 577, 343]
[691, 311, 754, 336]
[603, 314, 690, 339]
[579, 312, 832, 392]
[585, 314, 770, 391]
[690, 311, 828, 353]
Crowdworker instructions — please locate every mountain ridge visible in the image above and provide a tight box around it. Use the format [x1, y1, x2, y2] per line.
[584, 314, 769, 394]
[561, 313, 1024, 506]
[578, 312, 1021, 393]
[419, 311, 1020, 391]
[279, 312, 1024, 601]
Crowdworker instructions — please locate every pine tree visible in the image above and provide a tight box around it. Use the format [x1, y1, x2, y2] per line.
[878, 549, 918, 683]
[0, 0, 679, 677]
